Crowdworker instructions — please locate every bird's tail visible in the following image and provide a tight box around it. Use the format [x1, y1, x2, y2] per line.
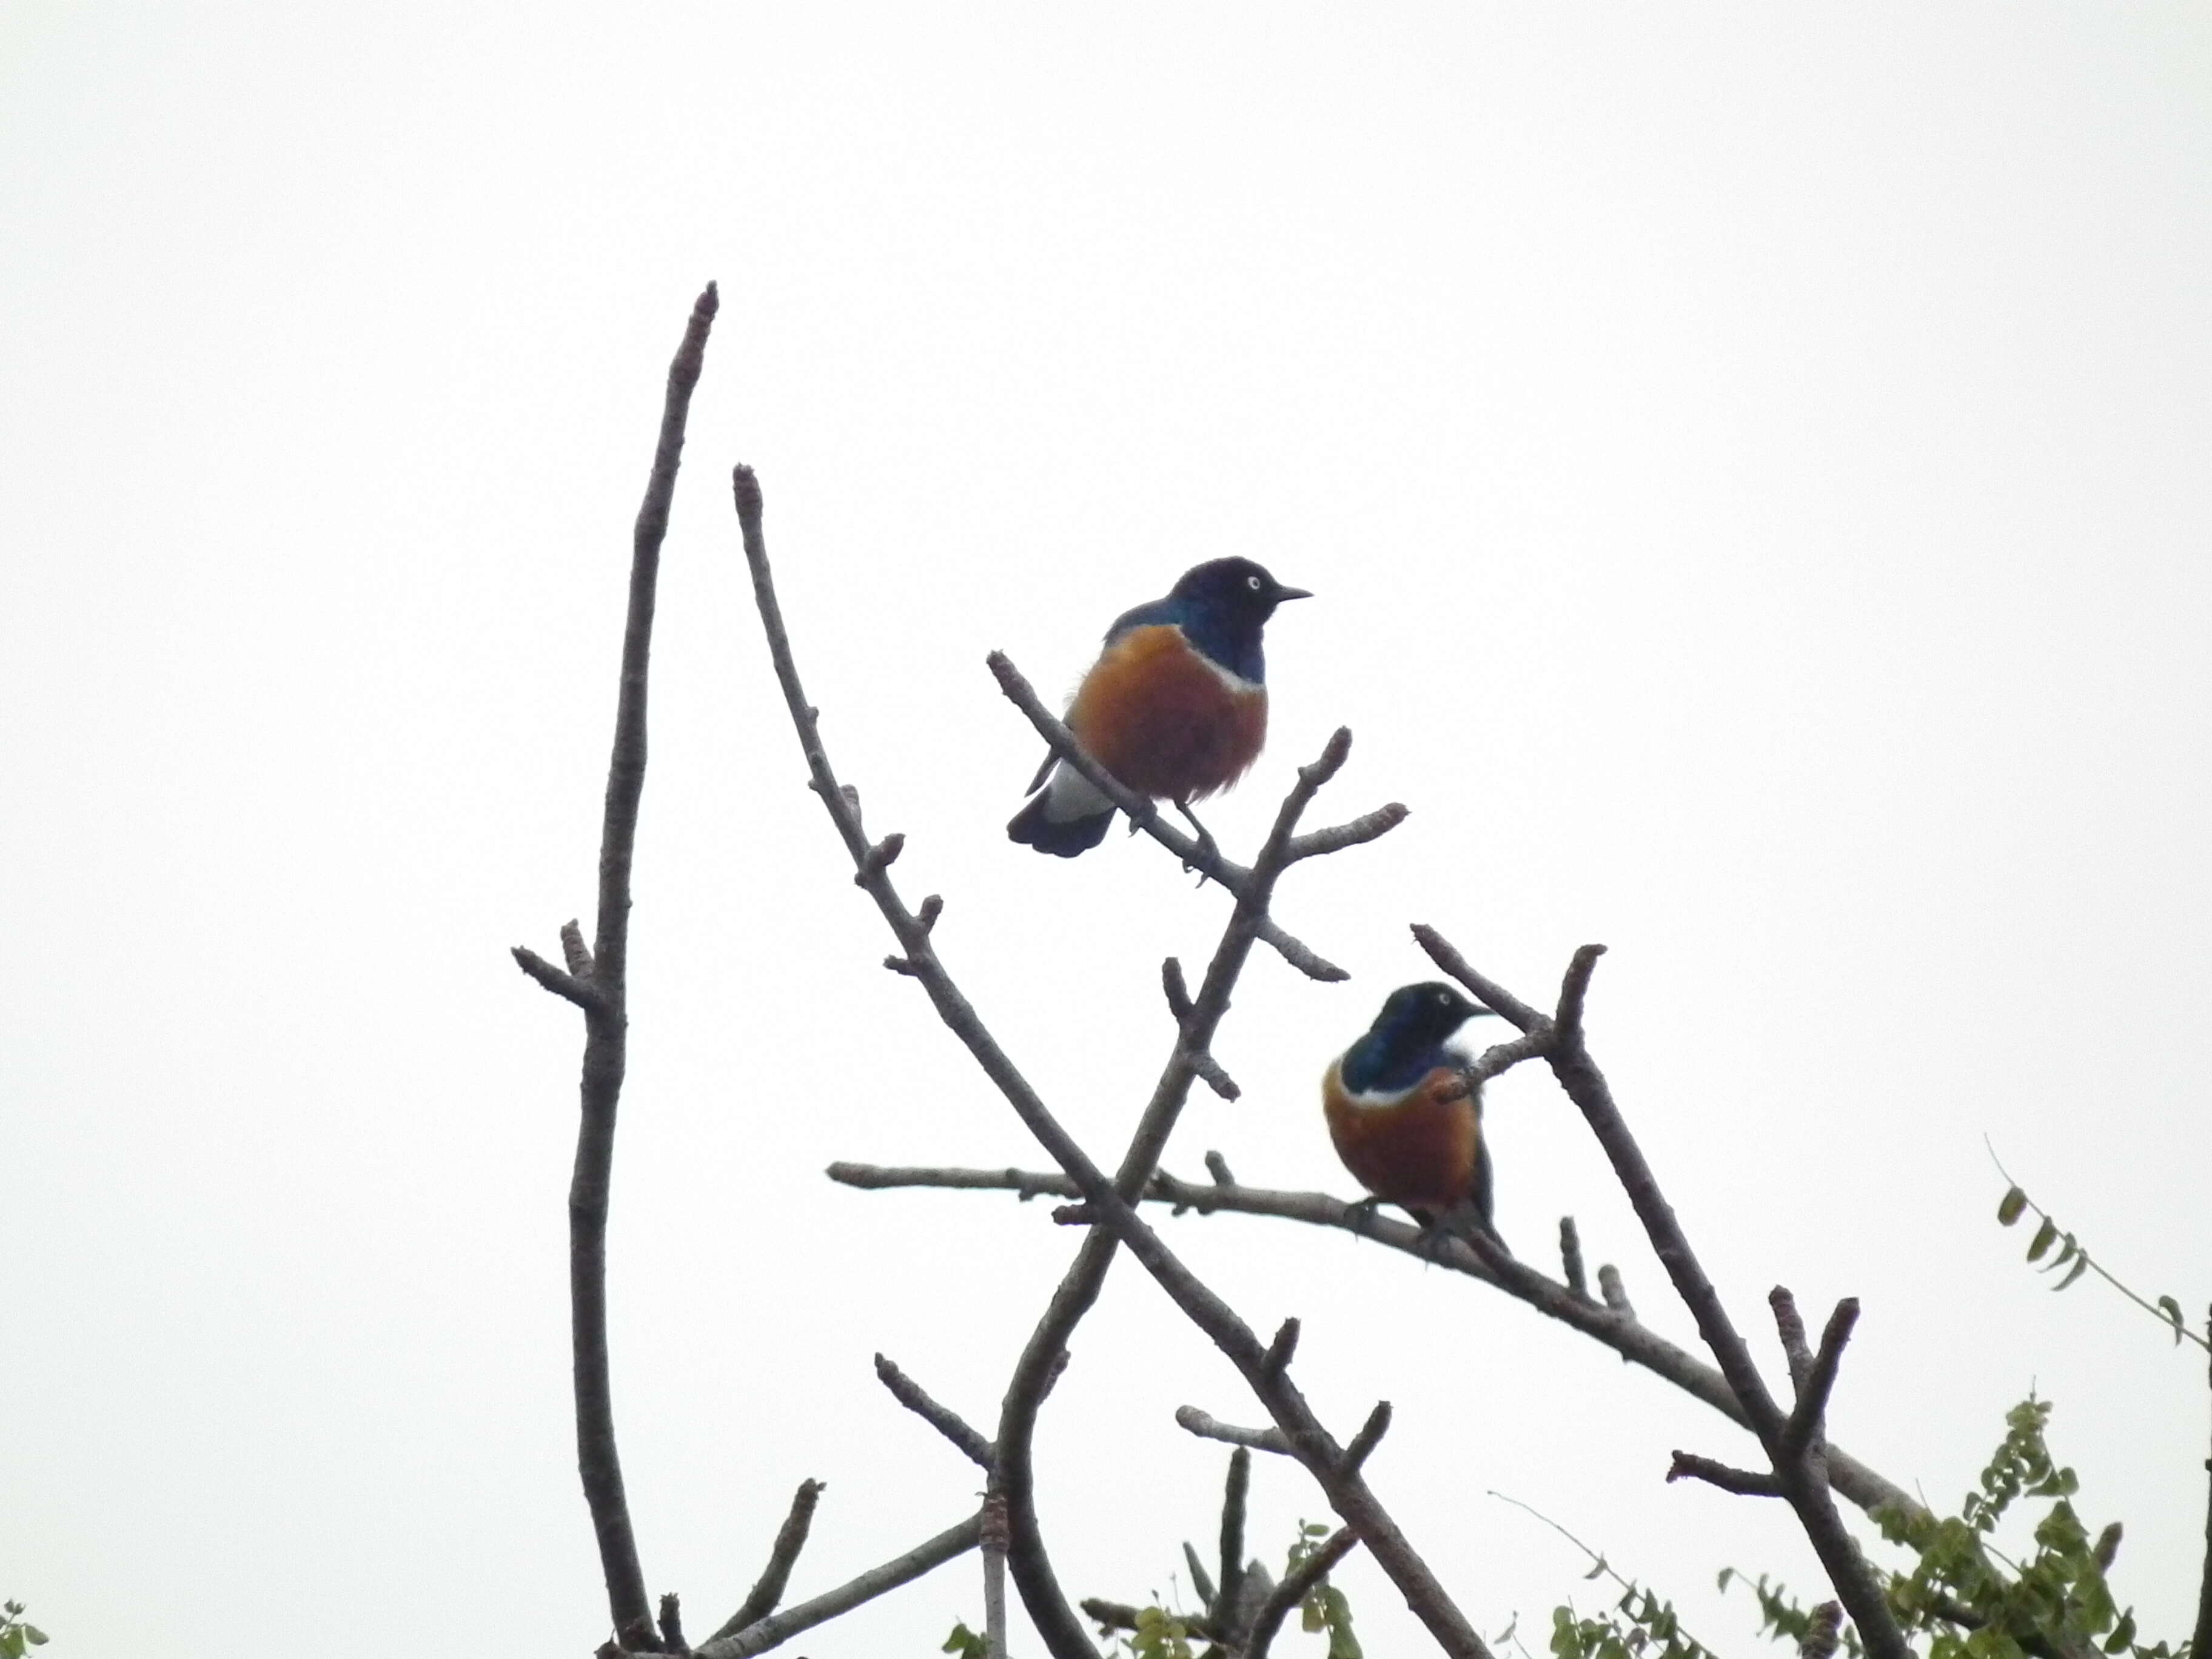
[1007, 789, 1114, 857]
[1007, 763, 1117, 857]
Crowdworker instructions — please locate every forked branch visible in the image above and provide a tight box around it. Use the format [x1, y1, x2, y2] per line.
[1416, 926, 1911, 1659]
[738, 468, 1488, 1659]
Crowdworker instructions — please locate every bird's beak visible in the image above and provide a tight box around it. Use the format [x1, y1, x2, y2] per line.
[1272, 584, 1313, 603]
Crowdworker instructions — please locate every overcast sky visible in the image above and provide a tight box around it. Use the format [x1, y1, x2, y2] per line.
[5, 5, 2210, 1655]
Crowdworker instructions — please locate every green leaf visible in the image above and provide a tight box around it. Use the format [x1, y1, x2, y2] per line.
[2105, 1613, 2136, 1652]
[2159, 1296, 2185, 1342]
[18, 1632, 41, 1651]
[2054, 1253, 2091, 1291]
[1997, 1187, 2028, 1225]
[1586, 1557, 1609, 1580]
[2045, 1236, 2076, 1271]
[2026, 1218, 2059, 1261]
[2, 1627, 24, 1659]
[942, 1620, 987, 1659]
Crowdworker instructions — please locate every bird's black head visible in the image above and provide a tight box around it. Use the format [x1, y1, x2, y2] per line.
[1368, 981, 1487, 1050]
[1339, 981, 1494, 1093]
[1168, 557, 1312, 623]
[1161, 558, 1311, 682]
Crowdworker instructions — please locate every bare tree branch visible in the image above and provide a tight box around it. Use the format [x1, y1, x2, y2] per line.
[1244, 1527, 1361, 1659]
[742, 472, 1490, 1659]
[983, 1487, 1011, 1659]
[874, 1353, 995, 1470]
[657, 1594, 686, 1654]
[1217, 1447, 1251, 1638]
[1469, 932, 1912, 1659]
[694, 1513, 985, 1659]
[513, 280, 718, 1646]
[710, 1479, 825, 1641]
[828, 1161, 1922, 1522]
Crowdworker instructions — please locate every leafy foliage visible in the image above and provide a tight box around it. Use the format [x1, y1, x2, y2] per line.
[0, 1604, 47, 1659]
[1717, 1570, 1860, 1658]
[1287, 1520, 1362, 1659]
[940, 1620, 987, 1659]
[1547, 1584, 1717, 1659]
[1124, 1604, 1200, 1659]
[1989, 1161, 2208, 1352]
[1724, 1398, 2176, 1659]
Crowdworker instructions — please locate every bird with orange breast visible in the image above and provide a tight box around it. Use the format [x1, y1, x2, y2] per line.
[1007, 558, 1310, 857]
[1322, 981, 1506, 1250]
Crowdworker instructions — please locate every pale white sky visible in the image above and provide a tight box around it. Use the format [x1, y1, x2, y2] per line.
[4, 5, 2210, 1655]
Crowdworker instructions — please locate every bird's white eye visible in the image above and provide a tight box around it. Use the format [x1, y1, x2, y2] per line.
[1247, 574, 1263, 591]
[1436, 991, 1452, 1007]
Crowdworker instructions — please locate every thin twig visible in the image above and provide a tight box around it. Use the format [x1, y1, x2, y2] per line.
[711, 1479, 825, 1641]
[1597, 1265, 1636, 1324]
[1486, 1490, 1723, 1658]
[657, 1594, 686, 1654]
[694, 1513, 984, 1659]
[1560, 1219, 1589, 1301]
[1985, 1145, 2212, 1354]
[1771, 1287, 1814, 1397]
[828, 1161, 1922, 1523]
[1341, 1401, 1392, 1475]
[1176, 1405, 1292, 1456]
[1243, 1526, 1360, 1659]
[1667, 1453, 1781, 1498]
[513, 945, 598, 1010]
[874, 1353, 994, 1470]
[1494, 933, 1910, 1659]
[514, 280, 717, 1644]
[1782, 1298, 1860, 1461]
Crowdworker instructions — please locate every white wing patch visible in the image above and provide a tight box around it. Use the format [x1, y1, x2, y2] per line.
[1041, 762, 1113, 822]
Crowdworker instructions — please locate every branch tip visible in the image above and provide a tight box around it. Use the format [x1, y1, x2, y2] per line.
[1667, 1451, 1782, 1498]
[856, 833, 905, 883]
[1560, 1218, 1589, 1300]
[1342, 1400, 1392, 1473]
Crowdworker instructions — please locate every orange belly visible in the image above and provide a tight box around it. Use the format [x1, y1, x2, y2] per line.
[1322, 1062, 1478, 1210]
[1067, 625, 1268, 803]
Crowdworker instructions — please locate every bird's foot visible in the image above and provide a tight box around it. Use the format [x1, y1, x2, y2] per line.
[1170, 802, 1220, 882]
[1342, 1196, 1389, 1239]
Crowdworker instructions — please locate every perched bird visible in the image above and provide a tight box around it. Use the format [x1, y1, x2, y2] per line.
[1322, 981, 1503, 1248]
[1007, 557, 1310, 857]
